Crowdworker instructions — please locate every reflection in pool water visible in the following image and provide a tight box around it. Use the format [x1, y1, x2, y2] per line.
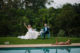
[0, 46, 80, 53]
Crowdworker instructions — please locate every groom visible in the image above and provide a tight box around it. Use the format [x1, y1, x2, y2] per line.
[41, 23, 50, 39]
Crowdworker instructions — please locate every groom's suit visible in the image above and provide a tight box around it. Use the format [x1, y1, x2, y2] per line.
[42, 27, 50, 39]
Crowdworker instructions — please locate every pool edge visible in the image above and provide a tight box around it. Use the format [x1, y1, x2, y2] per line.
[0, 43, 80, 48]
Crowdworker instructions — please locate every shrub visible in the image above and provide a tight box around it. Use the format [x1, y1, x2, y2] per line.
[57, 29, 65, 37]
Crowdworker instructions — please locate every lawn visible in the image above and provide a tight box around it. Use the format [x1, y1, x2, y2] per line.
[0, 37, 80, 45]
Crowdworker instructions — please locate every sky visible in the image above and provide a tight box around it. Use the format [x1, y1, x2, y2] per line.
[45, 0, 80, 8]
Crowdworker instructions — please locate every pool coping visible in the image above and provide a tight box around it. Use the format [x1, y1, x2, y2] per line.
[0, 43, 80, 48]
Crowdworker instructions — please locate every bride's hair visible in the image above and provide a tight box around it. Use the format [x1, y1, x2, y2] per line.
[27, 24, 31, 28]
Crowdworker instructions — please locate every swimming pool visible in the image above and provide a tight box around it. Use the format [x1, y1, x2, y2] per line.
[0, 46, 80, 53]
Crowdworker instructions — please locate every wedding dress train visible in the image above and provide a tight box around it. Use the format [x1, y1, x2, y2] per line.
[18, 28, 40, 39]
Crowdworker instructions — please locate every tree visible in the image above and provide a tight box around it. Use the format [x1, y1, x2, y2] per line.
[54, 4, 79, 36]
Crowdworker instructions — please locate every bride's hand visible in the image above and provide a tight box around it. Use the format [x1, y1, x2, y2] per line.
[24, 22, 28, 29]
[24, 22, 26, 26]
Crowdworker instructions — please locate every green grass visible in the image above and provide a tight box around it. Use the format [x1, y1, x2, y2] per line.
[0, 37, 80, 45]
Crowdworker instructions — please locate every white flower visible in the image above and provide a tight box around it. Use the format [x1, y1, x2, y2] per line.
[4, 41, 9, 45]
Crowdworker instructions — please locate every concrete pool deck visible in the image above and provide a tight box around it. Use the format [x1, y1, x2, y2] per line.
[0, 43, 80, 48]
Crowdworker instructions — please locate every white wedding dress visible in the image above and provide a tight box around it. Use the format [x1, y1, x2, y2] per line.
[18, 28, 40, 39]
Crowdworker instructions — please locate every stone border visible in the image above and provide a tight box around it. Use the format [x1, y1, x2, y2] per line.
[0, 43, 80, 48]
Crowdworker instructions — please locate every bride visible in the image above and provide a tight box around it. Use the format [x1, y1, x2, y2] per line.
[18, 23, 40, 39]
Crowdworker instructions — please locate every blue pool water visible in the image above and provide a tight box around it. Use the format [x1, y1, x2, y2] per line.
[0, 46, 80, 53]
